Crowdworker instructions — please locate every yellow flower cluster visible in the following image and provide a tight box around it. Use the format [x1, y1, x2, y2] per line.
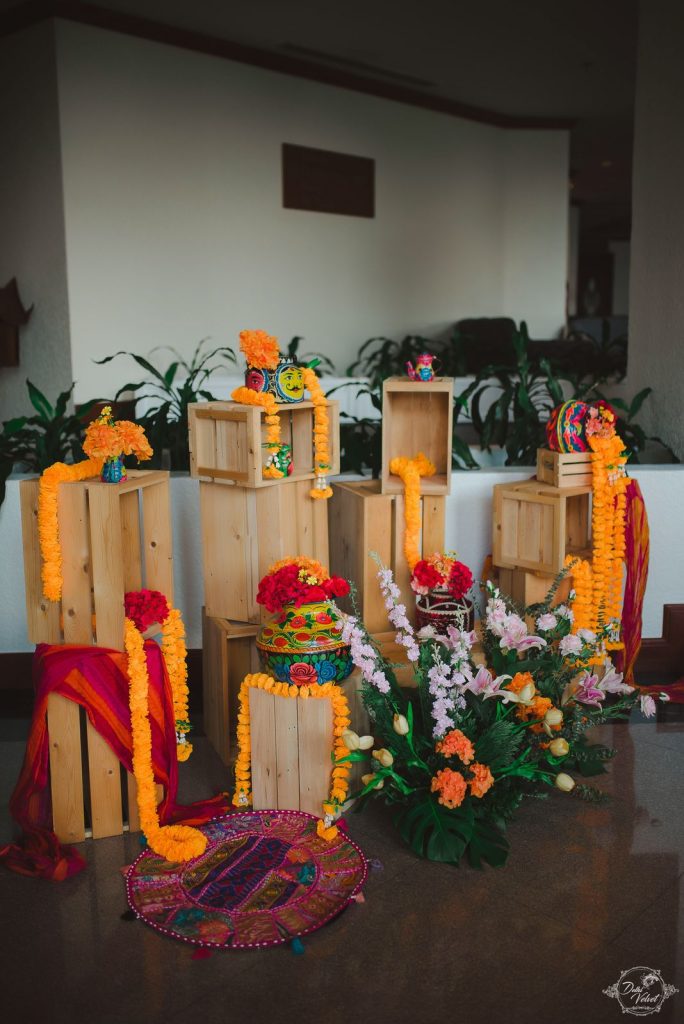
[388, 453, 436, 570]
[124, 618, 206, 862]
[38, 459, 103, 602]
[232, 672, 351, 841]
[302, 367, 333, 500]
[231, 385, 285, 479]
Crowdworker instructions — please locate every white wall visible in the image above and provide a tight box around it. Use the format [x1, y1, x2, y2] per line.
[2, 465, 682, 653]
[54, 20, 569, 404]
[627, 0, 684, 457]
[0, 22, 72, 420]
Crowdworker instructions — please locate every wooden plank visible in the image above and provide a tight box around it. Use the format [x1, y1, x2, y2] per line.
[274, 694, 300, 810]
[291, 406, 314, 475]
[392, 493, 414, 621]
[120, 489, 143, 592]
[114, 470, 169, 494]
[297, 694, 333, 816]
[202, 609, 226, 762]
[200, 483, 257, 622]
[381, 378, 453, 495]
[249, 687, 278, 809]
[421, 494, 446, 557]
[196, 466, 249, 483]
[126, 772, 141, 832]
[19, 478, 62, 644]
[87, 484, 125, 648]
[141, 478, 174, 603]
[59, 482, 94, 644]
[86, 720, 123, 839]
[47, 693, 86, 843]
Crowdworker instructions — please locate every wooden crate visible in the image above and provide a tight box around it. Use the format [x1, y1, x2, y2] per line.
[536, 448, 593, 488]
[202, 613, 261, 765]
[20, 470, 173, 841]
[492, 479, 591, 575]
[200, 477, 329, 623]
[328, 479, 445, 632]
[188, 399, 340, 487]
[248, 674, 369, 814]
[498, 568, 572, 609]
[381, 377, 453, 495]
[45, 693, 166, 843]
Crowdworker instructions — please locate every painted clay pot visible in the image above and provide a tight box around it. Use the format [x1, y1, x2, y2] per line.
[101, 455, 127, 483]
[545, 400, 590, 453]
[256, 601, 353, 685]
[415, 589, 474, 633]
[244, 360, 304, 404]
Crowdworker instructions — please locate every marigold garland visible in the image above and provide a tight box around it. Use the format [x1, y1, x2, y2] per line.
[124, 618, 206, 862]
[38, 459, 104, 601]
[160, 607, 193, 762]
[388, 453, 436, 571]
[230, 385, 285, 479]
[232, 672, 352, 841]
[302, 367, 333, 500]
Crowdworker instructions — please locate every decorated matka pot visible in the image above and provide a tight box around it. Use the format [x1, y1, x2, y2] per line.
[256, 601, 353, 685]
[245, 358, 305, 404]
[546, 400, 590, 453]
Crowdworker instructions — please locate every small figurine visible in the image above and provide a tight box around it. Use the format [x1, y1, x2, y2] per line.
[263, 442, 293, 477]
[406, 353, 439, 382]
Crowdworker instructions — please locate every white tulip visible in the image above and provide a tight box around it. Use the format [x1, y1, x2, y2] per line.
[555, 772, 575, 793]
[372, 748, 394, 768]
[544, 708, 563, 728]
[361, 773, 384, 790]
[342, 730, 360, 751]
[357, 735, 375, 750]
[393, 713, 410, 735]
[518, 682, 536, 705]
[549, 738, 570, 758]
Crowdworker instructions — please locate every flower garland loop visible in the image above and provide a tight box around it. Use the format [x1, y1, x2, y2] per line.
[38, 459, 104, 602]
[230, 386, 285, 480]
[232, 672, 351, 841]
[302, 367, 332, 500]
[388, 453, 436, 570]
[124, 618, 206, 862]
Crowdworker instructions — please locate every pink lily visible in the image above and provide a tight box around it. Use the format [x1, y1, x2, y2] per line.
[464, 665, 516, 702]
[574, 671, 606, 707]
[499, 613, 547, 653]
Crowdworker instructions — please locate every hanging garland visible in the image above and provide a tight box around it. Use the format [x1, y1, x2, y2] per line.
[38, 459, 104, 601]
[124, 616, 206, 862]
[388, 453, 436, 570]
[232, 672, 351, 841]
[230, 386, 284, 479]
[302, 367, 332, 499]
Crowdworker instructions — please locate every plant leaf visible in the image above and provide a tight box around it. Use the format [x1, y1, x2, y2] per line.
[27, 380, 54, 420]
[395, 796, 473, 864]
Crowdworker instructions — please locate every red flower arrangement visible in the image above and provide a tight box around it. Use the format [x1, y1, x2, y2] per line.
[256, 557, 350, 616]
[124, 589, 170, 632]
[410, 553, 473, 601]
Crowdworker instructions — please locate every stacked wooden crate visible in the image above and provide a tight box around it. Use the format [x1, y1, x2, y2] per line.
[329, 376, 454, 631]
[189, 398, 343, 777]
[492, 449, 593, 606]
[19, 470, 173, 842]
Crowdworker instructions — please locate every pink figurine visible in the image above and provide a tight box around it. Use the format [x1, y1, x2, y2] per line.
[406, 353, 439, 382]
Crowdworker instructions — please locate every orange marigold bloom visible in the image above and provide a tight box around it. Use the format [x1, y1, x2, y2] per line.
[517, 695, 553, 732]
[436, 728, 475, 764]
[116, 421, 153, 460]
[431, 768, 467, 809]
[506, 671, 535, 695]
[469, 762, 494, 798]
[83, 422, 121, 460]
[239, 329, 280, 369]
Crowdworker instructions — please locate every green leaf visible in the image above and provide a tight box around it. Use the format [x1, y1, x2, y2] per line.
[467, 815, 509, 869]
[53, 384, 75, 419]
[395, 796, 474, 864]
[27, 380, 54, 420]
[628, 387, 652, 421]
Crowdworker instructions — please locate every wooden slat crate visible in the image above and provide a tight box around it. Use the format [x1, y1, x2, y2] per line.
[188, 399, 340, 487]
[536, 448, 593, 488]
[200, 477, 329, 624]
[497, 567, 572, 610]
[381, 376, 453, 495]
[249, 674, 369, 814]
[492, 479, 591, 575]
[202, 613, 261, 765]
[328, 479, 445, 632]
[20, 470, 173, 840]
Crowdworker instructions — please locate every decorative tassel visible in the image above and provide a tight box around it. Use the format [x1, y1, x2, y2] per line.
[291, 937, 305, 955]
[120, 909, 137, 921]
[191, 948, 213, 960]
[352, 892, 365, 904]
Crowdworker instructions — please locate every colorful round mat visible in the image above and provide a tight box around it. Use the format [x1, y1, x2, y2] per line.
[126, 811, 367, 950]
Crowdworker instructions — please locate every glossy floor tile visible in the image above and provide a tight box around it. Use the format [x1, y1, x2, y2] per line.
[1, 713, 682, 1024]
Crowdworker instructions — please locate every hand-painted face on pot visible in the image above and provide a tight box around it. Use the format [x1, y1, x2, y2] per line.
[245, 367, 268, 393]
[276, 364, 304, 402]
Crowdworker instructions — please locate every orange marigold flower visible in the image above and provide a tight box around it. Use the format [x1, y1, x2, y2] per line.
[435, 728, 475, 764]
[431, 768, 467, 809]
[517, 695, 553, 732]
[239, 329, 280, 369]
[83, 422, 122, 459]
[469, 762, 494, 798]
[506, 671, 535, 695]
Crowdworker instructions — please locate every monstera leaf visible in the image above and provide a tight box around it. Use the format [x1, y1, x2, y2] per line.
[467, 814, 510, 869]
[395, 796, 474, 865]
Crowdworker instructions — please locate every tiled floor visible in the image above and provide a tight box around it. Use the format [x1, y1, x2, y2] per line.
[1, 708, 682, 1024]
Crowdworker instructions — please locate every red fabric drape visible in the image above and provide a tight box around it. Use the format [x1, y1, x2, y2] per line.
[615, 479, 650, 686]
[0, 642, 230, 881]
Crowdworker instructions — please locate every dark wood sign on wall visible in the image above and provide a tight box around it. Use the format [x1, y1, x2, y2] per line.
[282, 143, 375, 218]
